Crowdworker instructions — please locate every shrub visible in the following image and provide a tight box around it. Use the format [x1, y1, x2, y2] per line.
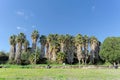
[57, 52, 66, 64]
[21, 52, 30, 65]
[0, 51, 8, 64]
[29, 47, 40, 64]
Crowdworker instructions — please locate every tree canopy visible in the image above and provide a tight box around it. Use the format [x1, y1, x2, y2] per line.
[100, 37, 120, 64]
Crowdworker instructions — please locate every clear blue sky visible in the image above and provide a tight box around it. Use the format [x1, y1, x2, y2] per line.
[0, 0, 120, 52]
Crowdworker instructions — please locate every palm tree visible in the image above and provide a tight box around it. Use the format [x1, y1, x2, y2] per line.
[58, 35, 66, 53]
[47, 34, 59, 61]
[46, 34, 54, 60]
[23, 39, 29, 52]
[15, 33, 26, 64]
[31, 30, 39, 52]
[39, 35, 47, 59]
[95, 41, 101, 61]
[83, 35, 89, 64]
[90, 36, 98, 64]
[9, 35, 16, 62]
[65, 34, 74, 64]
[75, 34, 84, 66]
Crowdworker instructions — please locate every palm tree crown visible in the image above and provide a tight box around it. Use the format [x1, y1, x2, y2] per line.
[75, 34, 83, 46]
[31, 30, 39, 41]
[39, 35, 47, 45]
[16, 33, 26, 43]
[9, 35, 16, 46]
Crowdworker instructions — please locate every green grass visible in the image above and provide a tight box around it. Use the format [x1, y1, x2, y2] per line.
[0, 68, 120, 80]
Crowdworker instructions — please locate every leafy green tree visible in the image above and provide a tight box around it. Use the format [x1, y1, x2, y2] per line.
[100, 37, 120, 65]
[0, 51, 8, 64]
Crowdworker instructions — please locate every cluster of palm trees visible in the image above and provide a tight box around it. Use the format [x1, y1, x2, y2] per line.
[9, 30, 101, 64]
[9, 30, 38, 64]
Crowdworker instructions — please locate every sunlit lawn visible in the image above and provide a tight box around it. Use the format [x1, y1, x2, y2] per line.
[0, 68, 120, 80]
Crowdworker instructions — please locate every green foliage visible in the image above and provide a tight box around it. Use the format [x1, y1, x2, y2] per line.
[75, 34, 83, 46]
[23, 40, 29, 47]
[0, 51, 8, 64]
[58, 35, 66, 43]
[16, 33, 26, 43]
[90, 36, 98, 45]
[31, 30, 39, 40]
[39, 35, 47, 45]
[21, 52, 30, 65]
[29, 47, 40, 64]
[100, 37, 120, 64]
[57, 52, 66, 64]
[9, 35, 16, 46]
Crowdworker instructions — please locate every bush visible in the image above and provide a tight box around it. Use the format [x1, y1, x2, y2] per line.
[57, 52, 66, 64]
[0, 51, 8, 64]
[21, 52, 30, 65]
[29, 47, 40, 64]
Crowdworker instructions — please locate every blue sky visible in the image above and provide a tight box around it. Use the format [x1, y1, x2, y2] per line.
[0, 0, 120, 52]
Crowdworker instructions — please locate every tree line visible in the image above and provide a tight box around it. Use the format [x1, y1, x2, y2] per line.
[8, 30, 102, 65]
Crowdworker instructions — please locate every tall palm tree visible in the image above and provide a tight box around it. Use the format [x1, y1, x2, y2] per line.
[58, 35, 66, 53]
[51, 40, 59, 61]
[9, 35, 16, 62]
[75, 34, 84, 66]
[23, 39, 29, 52]
[39, 35, 47, 59]
[83, 35, 89, 64]
[90, 36, 98, 64]
[95, 41, 101, 61]
[47, 34, 59, 61]
[65, 34, 74, 64]
[51, 34, 60, 61]
[46, 34, 54, 60]
[31, 30, 39, 52]
[15, 33, 26, 64]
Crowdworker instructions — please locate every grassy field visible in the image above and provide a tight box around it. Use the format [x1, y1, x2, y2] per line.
[0, 68, 120, 80]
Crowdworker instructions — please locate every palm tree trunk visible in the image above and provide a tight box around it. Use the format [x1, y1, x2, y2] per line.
[45, 44, 49, 58]
[9, 45, 16, 61]
[48, 43, 52, 60]
[51, 49, 56, 61]
[40, 45, 45, 59]
[60, 43, 64, 52]
[77, 45, 82, 64]
[32, 39, 36, 52]
[90, 43, 96, 64]
[84, 46, 88, 65]
[24, 46, 27, 52]
[15, 43, 22, 64]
